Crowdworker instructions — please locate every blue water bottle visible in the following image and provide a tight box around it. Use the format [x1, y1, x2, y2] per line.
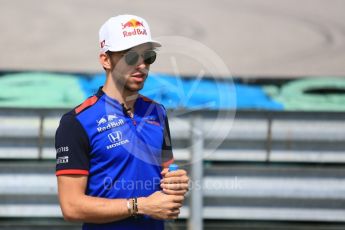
[167, 164, 179, 223]
[168, 164, 179, 172]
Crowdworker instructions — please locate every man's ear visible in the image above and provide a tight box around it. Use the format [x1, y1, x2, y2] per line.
[99, 53, 112, 71]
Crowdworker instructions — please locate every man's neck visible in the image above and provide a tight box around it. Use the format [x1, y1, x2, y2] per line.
[102, 79, 138, 111]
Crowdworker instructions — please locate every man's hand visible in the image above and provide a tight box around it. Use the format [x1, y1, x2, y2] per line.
[138, 191, 183, 220]
[137, 168, 189, 220]
[160, 169, 189, 196]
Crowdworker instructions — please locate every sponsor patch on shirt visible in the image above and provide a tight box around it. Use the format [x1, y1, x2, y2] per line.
[57, 156, 69, 164]
[106, 131, 130, 149]
[97, 117, 125, 133]
[143, 115, 160, 126]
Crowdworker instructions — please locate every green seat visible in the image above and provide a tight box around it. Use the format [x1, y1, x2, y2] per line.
[267, 78, 345, 111]
[0, 72, 85, 108]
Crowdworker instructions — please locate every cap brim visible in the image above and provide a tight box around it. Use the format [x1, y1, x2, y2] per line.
[149, 40, 162, 48]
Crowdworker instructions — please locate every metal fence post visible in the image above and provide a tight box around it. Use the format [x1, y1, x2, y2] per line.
[188, 114, 203, 230]
[38, 114, 45, 160]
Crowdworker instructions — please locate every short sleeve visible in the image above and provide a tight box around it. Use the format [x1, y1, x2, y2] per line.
[55, 114, 90, 176]
[161, 115, 174, 168]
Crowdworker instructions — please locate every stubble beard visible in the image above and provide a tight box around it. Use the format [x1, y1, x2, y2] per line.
[124, 83, 144, 93]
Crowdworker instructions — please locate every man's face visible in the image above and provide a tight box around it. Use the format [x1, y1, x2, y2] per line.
[108, 43, 155, 93]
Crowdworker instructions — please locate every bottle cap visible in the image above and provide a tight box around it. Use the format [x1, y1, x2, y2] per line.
[168, 164, 179, 172]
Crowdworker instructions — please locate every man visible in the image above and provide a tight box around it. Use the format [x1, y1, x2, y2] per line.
[55, 14, 189, 230]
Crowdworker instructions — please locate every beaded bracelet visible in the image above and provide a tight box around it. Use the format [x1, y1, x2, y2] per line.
[127, 198, 138, 217]
[134, 197, 138, 214]
[127, 199, 134, 215]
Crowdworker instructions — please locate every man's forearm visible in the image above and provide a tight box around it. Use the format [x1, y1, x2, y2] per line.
[61, 195, 131, 224]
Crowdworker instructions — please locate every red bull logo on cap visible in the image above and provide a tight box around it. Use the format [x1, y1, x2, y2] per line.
[121, 18, 147, 38]
[122, 19, 144, 29]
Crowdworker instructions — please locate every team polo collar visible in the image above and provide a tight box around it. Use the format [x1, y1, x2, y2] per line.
[96, 86, 143, 114]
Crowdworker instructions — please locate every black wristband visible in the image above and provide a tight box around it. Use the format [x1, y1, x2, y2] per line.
[134, 197, 138, 214]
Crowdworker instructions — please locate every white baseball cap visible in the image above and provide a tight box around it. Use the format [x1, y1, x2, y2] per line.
[99, 14, 161, 53]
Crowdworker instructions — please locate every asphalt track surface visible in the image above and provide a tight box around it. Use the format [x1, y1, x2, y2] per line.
[1, 0, 345, 78]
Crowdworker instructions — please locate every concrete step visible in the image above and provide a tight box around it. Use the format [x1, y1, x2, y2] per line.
[1, 174, 344, 200]
[1, 204, 345, 222]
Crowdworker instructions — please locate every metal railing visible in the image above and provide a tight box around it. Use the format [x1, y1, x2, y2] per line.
[1, 108, 345, 229]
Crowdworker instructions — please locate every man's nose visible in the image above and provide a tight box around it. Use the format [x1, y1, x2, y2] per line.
[136, 56, 149, 69]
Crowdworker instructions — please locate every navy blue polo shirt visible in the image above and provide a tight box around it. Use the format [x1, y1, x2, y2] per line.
[55, 88, 174, 230]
